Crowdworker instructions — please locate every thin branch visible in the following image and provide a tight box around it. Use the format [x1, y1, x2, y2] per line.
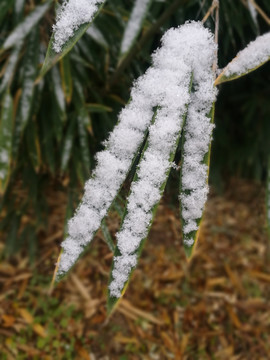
[248, 0, 270, 25]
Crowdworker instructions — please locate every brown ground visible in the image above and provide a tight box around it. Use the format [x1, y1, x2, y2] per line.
[0, 178, 270, 359]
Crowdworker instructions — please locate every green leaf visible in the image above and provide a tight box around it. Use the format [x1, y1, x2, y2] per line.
[39, 2, 106, 78]
[61, 120, 75, 173]
[0, 92, 13, 193]
[50, 65, 66, 121]
[101, 220, 115, 252]
[0, 41, 23, 95]
[0, 0, 14, 25]
[12, 28, 39, 158]
[180, 104, 215, 258]
[77, 107, 91, 178]
[1, 1, 52, 52]
[60, 55, 73, 104]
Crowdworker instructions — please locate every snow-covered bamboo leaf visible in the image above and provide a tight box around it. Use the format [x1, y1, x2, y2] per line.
[1, 1, 52, 52]
[101, 220, 115, 252]
[180, 104, 215, 258]
[119, 0, 152, 61]
[40, 0, 106, 78]
[215, 31, 270, 85]
[54, 22, 216, 290]
[107, 104, 189, 313]
[0, 92, 13, 194]
[60, 55, 73, 104]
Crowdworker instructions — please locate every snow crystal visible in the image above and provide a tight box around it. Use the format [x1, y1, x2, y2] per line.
[53, 0, 105, 53]
[120, 0, 151, 55]
[224, 31, 270, 77]
[109, 22, 217, 297]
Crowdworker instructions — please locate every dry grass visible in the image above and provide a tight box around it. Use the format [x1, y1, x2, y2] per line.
[0, 178, 269, 359]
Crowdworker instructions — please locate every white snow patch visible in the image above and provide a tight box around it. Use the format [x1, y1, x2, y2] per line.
[53, 0, 105, 53]
[109, 22, 217, 297]
[224, 31, 270, 77]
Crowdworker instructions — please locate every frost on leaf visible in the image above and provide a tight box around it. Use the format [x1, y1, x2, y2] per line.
[52, 0, 106, 53]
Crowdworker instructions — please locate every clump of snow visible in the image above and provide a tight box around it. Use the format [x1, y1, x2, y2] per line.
[180, 63, 217, 247]
[53, 0, 105, 53]
[120, 0, 151, 55]
[109, 22, 217, 297]
[224, 31, 270, 77]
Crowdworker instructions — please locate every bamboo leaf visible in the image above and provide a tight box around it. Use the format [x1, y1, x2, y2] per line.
[180, 104, 215, 258]
[119, 0, 152, 62]
[0, 0, 14, 25]
[0, 41, 23, 95]
[1, 1, 52, 52]
[101, 220, 115, 252]
[85, 103, 113, 113]
[51, 65, 66, 121]
[39, 2, 106, 78]
[12, 28, 39, 158]
[0, 92, 13, 194]
[77, 107, 91, 178]
[60, 55, 73, 104]
[215, 31, 270, 85]
[61, 120, 75, 172]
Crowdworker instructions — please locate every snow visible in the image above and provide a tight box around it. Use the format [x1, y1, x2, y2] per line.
[109, 22, 217, 297]
[120, 0, 151, 55]
[57, 22, 217, 291]
[224, 31, 270, 77]
[53, 0, 105, 53]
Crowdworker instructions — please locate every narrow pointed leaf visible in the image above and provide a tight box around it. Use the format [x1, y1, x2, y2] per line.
[180, 104, 215, 258]
[60, 55, 73, 104]
[101, 220, 115, 252]
[61, 119, 75, 173]
[215, 31, 270, 85]
[85, 103, 113, 113]
[0, 92, 13, 193]
[12, 28, 39, 157]
[0, 0, 14, 25]
[39, 1, 106, 78]
[1, 1, 52, 52]
[119, 0, 152, 61]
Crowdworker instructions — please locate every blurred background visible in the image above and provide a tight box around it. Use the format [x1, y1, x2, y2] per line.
[0, 0, 270, 359]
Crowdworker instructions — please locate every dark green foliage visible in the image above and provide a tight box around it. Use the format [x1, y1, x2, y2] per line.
[0, 0, 270, 253]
